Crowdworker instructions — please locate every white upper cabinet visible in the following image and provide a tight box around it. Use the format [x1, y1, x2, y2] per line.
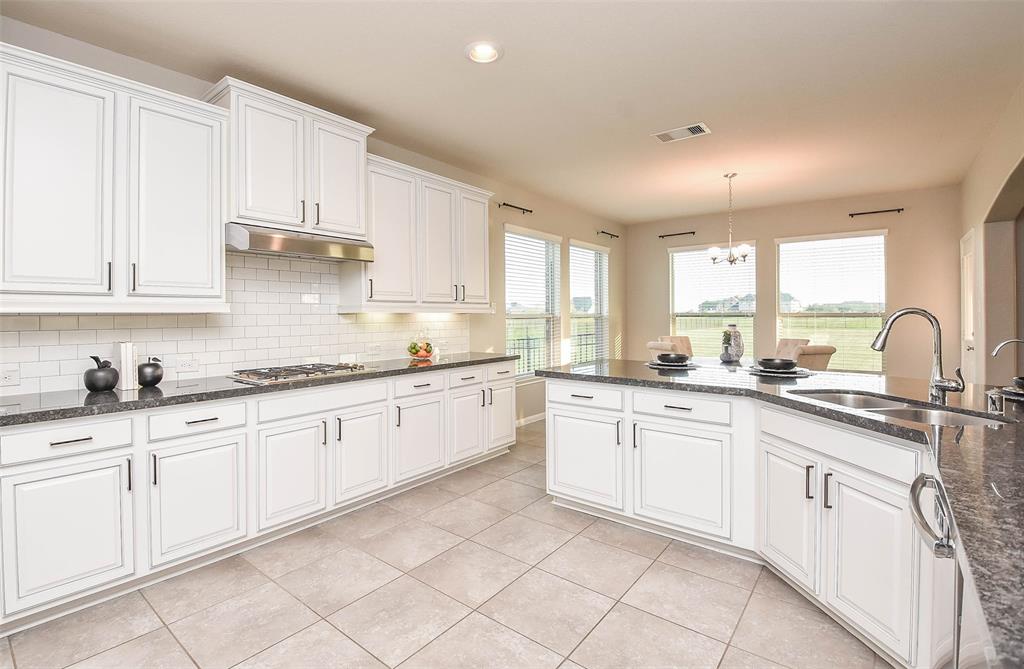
[458, 191, 490, 304]
[420, 178, 458, 303]
[205, 77, 372, 239]
[0, 44, 228, 313]
[365, 162, 418, 303]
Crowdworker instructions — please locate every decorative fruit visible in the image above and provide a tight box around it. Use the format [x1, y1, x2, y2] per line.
[407, 340, 434, 359]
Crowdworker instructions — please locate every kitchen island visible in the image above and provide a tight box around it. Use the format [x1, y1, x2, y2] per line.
[535, 358, 1023, 669]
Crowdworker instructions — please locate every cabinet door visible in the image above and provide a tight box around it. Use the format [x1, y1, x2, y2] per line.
[823, 464, 916, 661]
[311, 119, 365, 238]
[449, 386, 485, 465]
[129, 97, 223, 297]
[420, 179, 458, 303]
[235, 94, 305, 227]
[393, 396, 444, 483]
[458, 191, 489, 304]
[0, 456, 133, 613]
[257, 417, 327, 530]
[332, 405, 388, 505]
[487, 382, 516, 449]
[633, 421, 732, 538]
[366, 164, 417, 302]
[547, 409, 622, 509]
[149, 435, 246, 567]
[1, 65, 114, 294]
[759, 439, 818, 591]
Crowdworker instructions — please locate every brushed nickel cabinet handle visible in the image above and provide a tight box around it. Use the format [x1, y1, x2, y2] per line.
[152, 453, 158, 486]
[300, 199, 305, 223]
[496, 370, 510, 375]
[805, 465, 814, 499]
[489, 387, 494, 405]
[460, 376, 476, 381]
[49, 436, 93, 447]
[454, 284, 458, 301]
[481, 389, 486, 407]
[184, 417, 219, 426]
[315, 202, 320, 225]
[107, 261, 112, 291]
[413, 383, 432, 388]
[461, 284, 466, 301]
[615, 419, 621, 445]
[368, 278, 374, 299]
[131, 263, 137, 292]
[570, 394, 593, 399]
[823, 472, 833, 509]
[126, 458, 132, 492]
[633, 422, 638, 448]
[322, 419, 327, 446]
[664, 404, 692, 411]
[337, 417, 342, 442]
[396, 406, 401, 427]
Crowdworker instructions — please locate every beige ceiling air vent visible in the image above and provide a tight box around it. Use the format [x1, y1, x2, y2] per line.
[653, 122, 711, 143]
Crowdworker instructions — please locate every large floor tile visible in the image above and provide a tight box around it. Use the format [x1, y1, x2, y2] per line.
[355, 519, 462, 571]
[235, 620, 385, 669]
[570, 603, 725, 669]
[410, 541, 529, 607]
[0, 640, 11, 669]
[471, 453, 533, 477]
[538, 535, 652, 598]
[506, 463, 547, 488]
[658, 540, 763, 590]
[242, 526, 345, 579]
[480, 568, 614, 655]
[401, 612, 562, 669]
[419, 496, 510, 538]
[520, 420, 546, 435]
[380, 484, 458, 516]
[718, 646, 788, 669]
[473, 514, 574, 564]
[327, 576, 470, 667]
[753, 567, 817, 609]
[169, 582, 318, 669]
[509, 443, 546, 463]
[319, 503, 409, 542]
[11, 593, 162, 669]
[432, 468, 499, 495]
[731, 593, 876, 669]
[142, 555, 270, 623]
[67, 627, 195, 669]
[467, 478, 546, 511]
[519, 496, 597, 533]
[621, 561, 750, 642]
[581, 519, 671, 558]
[275, 546, 402, 616]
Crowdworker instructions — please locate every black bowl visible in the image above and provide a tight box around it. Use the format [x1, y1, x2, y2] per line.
[657, 353, 690, 364]
[757, 357, 798, 371]
[1013, 376, 1024, 390]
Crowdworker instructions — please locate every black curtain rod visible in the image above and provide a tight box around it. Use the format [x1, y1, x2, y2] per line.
[658, 231, 696, 240]
[598, 230, 620, 239]
[498, 202, 533, 215]
[849, 208, 903, 218]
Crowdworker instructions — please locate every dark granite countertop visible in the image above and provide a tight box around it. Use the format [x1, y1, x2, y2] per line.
[535, 358, 1024, 665]
[0, 352, 517, 428]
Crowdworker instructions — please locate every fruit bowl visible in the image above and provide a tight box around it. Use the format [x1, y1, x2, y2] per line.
[407, 340, 434, 360]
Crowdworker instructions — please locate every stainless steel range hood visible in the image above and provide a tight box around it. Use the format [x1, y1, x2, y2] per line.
[225, 223, 373, 263]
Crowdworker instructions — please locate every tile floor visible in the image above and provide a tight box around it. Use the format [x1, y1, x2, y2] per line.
[2, 421, 888, 669]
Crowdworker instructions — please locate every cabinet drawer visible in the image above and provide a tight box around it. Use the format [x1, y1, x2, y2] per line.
[148, 403, 246, 442]
[548, 382, 623, 411]
[633, 391, 731, 426]
[258, 382, 387, 423]
[1, 418, 133, 466]
[448, 369, 484, 388]
[486, 361, 516, 381]
[393, 373, 445, 398]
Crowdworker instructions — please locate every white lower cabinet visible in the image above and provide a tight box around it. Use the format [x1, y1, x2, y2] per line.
[393, 395, 445, 483]
[149, 435, 246, 567]
[449, 386, 486, 465]
[257, 417, 328, 530]
[547, 408, 622, 510]
[633, 420, 732, 539]
[332, 405, 389, 505]
[759, 438, 819, 591]
[0, 455, 134, 614]
[486, 382, 516, 449]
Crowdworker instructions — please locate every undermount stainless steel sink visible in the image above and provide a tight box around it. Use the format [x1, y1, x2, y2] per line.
[865, 407, 1006, 428]
[791, 391, 912, 410]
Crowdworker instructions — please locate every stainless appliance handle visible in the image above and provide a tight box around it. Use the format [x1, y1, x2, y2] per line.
[909, 473, 956, 559]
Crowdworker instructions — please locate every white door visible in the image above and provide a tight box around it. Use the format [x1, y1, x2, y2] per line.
[449, 386, 485, 464]
[458, 191, 490, 304]
[128, 97, 223, 297]
[759, 439, 819, 591]
[823, 464, 916, 661]
[235, 94, 305, 227]
[257, 417, 327, 530]
[1, 65, 114, 294]
[487, 382, 516, 449]
[547, 408, 622, 509]
[633, 421, 732, 539]
[366, 164, 417, 303]
[0, 456, 134, 613]
[959, 230, 978, 384]
[420, 179, 458, 303]
[310, 119, 365, 238]
[332, 405, 388, 505]
[393, 396, 445, 483]
[149, 435, 246, 567]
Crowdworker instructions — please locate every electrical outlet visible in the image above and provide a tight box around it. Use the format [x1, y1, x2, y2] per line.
[177, 358, 199, 373]
[0, 367, 19, 387]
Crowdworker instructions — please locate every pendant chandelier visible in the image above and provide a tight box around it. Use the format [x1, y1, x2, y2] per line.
[708, 172, 751, 265]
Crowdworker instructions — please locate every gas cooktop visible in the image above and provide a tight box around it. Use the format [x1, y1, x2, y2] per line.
[229, 363, 368, 386]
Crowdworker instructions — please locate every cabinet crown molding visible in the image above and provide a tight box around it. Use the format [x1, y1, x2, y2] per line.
[367, 153, 494, 199]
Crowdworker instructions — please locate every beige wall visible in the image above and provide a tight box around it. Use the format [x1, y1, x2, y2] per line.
[625, 186, 962, 380]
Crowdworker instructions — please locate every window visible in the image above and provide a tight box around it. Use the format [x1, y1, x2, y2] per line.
[777, 233, 886, 372]
[670, 244, 756, 357]
[505, 227, 561, 375]
[569, 242, 609, 364]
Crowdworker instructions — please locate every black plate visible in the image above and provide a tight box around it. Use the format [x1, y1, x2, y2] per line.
[756, 357, 797, 371]
[657, 353, 690, 364]
[1013, 376, 1024, 390]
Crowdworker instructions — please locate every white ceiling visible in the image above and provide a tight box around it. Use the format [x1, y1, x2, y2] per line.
[3, 1, 1023, 224]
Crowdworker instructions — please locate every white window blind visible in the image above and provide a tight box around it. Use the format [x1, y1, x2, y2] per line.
[778, 233, 886, 372]
[569, 243, 609, 363]
[505, 229, 561, 375]
[670, 245, 756, 357]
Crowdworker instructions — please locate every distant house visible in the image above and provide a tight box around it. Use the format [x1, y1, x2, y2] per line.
[779, 292, 802, 312]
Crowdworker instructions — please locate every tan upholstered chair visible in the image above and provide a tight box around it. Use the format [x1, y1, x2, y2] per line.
[647, 335, 694, 360]
[794, 345, 837, 371]
[775, 338, 809, 360]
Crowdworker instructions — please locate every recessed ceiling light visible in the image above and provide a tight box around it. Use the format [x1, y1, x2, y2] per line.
[465, 41, 502, 64]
